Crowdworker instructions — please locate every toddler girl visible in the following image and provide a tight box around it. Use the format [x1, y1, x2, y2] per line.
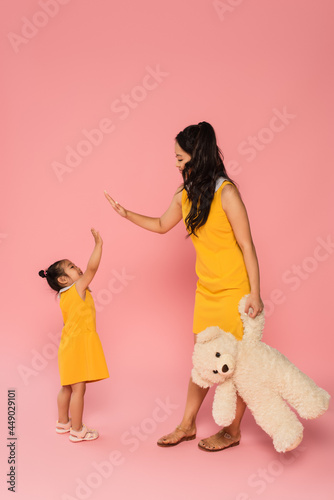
[39, 228, 109, 442]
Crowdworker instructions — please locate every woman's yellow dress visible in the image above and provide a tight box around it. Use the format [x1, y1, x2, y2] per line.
[58, 283, 109, 385]
[182, 179, 250, 340]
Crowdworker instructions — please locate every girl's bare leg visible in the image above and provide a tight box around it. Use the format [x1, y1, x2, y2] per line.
[69, 382, 86, 431]
[57, 385, 72, 424]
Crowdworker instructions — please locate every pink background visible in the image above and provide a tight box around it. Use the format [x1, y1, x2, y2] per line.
[1, 0, 333, 499]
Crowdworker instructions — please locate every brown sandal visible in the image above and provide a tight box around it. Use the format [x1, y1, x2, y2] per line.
[198, 429, 240, 452]
[157, 425, 196, 447]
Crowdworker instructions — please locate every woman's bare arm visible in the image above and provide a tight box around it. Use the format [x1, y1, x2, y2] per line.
[221, 184, 264, 318]
[104, 188, 183, 234]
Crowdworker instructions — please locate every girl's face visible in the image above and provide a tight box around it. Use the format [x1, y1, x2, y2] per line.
[58, 260, 83, 287]
[175, 141, 191, 173]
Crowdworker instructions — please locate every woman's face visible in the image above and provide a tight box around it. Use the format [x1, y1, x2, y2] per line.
[175, 141, 191, 173]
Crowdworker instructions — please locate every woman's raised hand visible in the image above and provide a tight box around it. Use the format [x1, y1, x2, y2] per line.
[104, 191, 127, 218]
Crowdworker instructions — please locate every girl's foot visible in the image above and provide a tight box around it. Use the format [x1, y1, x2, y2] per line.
[157, 425, 196, 447]
[56, 419, 71, 434]
[198, 428, 240, 452]
[69, 424, 99, 443]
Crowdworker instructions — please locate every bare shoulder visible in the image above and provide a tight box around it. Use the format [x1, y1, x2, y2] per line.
[221, 181, 238, 196]
[221, 182, 242, 209]
[174, 185, 184, 205]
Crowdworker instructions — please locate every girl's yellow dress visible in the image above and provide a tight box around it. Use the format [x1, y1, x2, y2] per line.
[58, 283, 109, 385]
[182, 179, 250, 340]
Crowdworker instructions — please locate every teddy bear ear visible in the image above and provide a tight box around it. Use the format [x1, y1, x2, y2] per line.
[196, 326, 222, 344]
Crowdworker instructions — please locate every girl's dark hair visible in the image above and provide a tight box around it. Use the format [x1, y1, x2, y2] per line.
[176, 121, 235, 237]
[38, 260, 66, 293]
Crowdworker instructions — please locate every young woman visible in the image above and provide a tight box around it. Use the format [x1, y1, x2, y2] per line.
[105, 121, 263, 451]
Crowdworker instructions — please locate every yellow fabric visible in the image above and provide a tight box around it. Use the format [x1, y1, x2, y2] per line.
[58, 284, 109, 385]
[182, 180, 250, 339]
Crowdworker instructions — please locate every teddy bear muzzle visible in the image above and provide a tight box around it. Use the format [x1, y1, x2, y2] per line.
[213, 354, 235, 378]
[213, 364, 229, 374]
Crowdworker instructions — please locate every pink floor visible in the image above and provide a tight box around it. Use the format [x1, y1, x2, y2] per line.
[1, 365, 333, 500]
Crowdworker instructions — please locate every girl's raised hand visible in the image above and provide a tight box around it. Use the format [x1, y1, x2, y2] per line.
[91, 228, 103, 245]
[75, 229, 103, 298]
[104, 191, 127, 218]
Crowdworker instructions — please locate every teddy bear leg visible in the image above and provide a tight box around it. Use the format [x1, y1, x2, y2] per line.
[248, 393, 304, 453]
[284, 433, 303, 452]
[278, 366, 330, 419]
[212, 381, 237, 427]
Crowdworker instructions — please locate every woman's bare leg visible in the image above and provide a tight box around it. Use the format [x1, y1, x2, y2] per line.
[157, 334, 209, 445]
[198, 395, 246, 451]
[157, 334, 247, 448]
[157, 378, 209, 445]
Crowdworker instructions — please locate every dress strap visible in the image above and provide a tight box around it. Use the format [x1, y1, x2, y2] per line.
[215, 177, 227, 192]
[58, 282, 75, 298]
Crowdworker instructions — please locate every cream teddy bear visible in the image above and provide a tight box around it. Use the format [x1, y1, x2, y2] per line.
[192, 295, 330, 452]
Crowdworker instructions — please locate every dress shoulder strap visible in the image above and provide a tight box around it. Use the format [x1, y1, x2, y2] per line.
[215, 177, 228, 192]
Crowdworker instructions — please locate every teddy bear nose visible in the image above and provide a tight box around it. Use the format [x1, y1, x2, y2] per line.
[222, 364, 229, 373]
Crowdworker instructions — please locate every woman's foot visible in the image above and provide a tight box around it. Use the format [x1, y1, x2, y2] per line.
[198, 428, 240, 452]
[157, 425, 196, 447]
[69, 424, 99, 443]
[56, 419, 71, 434]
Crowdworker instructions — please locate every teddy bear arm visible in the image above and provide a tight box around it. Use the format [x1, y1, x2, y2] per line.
[191, 367, 212, 389]
[212, 380, 237, 427]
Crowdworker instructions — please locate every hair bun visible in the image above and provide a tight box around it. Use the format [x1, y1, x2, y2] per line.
[38, 270, 47, 278]
[197, 121, 211, 131]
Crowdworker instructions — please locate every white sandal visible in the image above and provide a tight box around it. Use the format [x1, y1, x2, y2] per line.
[56, 419, 71, 434]
[69, 424, 99, 443]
